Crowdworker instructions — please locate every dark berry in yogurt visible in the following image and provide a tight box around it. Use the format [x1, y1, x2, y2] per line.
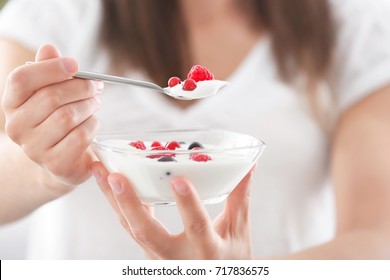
[157, 156, 177, 162]
[188, 142, 204, 150]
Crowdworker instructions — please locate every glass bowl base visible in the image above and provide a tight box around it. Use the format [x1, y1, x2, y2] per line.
[144, 192, 230, 207]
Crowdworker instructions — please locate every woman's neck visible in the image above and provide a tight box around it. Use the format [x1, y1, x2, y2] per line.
[169, 0, 263, 109]
[180, 0, 264, 80]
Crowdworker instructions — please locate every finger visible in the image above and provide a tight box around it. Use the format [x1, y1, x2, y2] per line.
[90, 161, 127, 223]
[224, 167, 255, 231]
[32, 96, 101, 149]
[171, 177, 217, 254]
[48, 115, 99, 163]
[107, 173, 173, 256]
[7, 98, 100, 166]
[90, 162, 160, 260]
[35, 44, 62, 61]
[38, 116, 99, 184]
[4, 57, 78, 109]
[14, 78, 103, 128]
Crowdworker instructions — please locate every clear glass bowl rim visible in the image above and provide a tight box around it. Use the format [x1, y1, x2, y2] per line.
[92, 129, 266, 156]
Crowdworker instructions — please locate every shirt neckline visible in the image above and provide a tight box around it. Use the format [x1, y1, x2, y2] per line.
[135, 36, 269, 116]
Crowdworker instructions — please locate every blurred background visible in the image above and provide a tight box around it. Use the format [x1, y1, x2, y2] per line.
[0, 0, 31, 260]
[0, 0, 7, 9]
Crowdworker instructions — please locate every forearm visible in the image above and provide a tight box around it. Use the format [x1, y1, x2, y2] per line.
[275, 229, 390, 259]
[0, 133, 73, 224]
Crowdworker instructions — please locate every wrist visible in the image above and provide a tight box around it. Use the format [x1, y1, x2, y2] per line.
[37, 149, 97, 197]
[37, 165, 78, 199]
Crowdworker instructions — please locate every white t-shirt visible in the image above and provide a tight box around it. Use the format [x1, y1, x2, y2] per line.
[0, 0, 390, 259]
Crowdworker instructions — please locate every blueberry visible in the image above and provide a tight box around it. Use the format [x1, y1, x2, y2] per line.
[188, 141, 204, 150]
[157, 156, 177, 162]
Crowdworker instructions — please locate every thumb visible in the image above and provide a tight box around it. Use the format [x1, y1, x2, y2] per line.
[35, 43, 62, 62]
[224, 167, 255, 228]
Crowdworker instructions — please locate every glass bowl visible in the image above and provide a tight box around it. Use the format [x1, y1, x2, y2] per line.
[92, 129, 265, 206]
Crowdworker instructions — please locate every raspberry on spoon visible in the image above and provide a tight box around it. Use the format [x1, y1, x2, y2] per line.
[182, 79, 197, 91]
[187, 65, 214, 82]
[168, 77, 181, 87]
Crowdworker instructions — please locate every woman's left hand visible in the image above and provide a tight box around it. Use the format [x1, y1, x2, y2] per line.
[90, 161, 255, 260]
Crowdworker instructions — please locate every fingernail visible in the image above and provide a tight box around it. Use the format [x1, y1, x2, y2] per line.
[108, 177, 123, 194]
[61, 58, 77, 73]
[92, 170, 102, 184]
[172, 179, 189, 196]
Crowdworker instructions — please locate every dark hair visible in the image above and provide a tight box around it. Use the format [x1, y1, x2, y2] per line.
[101, 0, 335, 88]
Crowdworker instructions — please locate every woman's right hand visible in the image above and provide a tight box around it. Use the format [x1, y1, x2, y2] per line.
[1, 44, 103, 188]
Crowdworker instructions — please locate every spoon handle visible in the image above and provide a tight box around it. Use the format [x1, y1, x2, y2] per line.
[75, 70, 165, 92]
[26, 61, 165, 92]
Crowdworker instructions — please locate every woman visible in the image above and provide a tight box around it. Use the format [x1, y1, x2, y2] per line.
[0, 0, 390, 259]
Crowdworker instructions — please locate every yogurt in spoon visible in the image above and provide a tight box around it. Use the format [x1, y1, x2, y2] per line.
[163, 65, 229, 100]
[164, 79, 230, 100]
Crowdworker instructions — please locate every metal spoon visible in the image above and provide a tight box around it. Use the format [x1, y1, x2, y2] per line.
[27, 62, 229, 100]
[75, 69, 229, 100]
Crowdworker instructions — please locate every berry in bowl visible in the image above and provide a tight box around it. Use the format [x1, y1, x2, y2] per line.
[92, 129, 265, 206]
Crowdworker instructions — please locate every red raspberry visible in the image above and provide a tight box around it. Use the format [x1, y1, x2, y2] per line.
[129, 141, 146, 150]
[148, 146, 174, 159]
[151, 141, 163, 148]
[190, 153, 212, 162]
[187, 65, 214, 82]
[166, 141, 181, 150]
[152, 146, 167, 151]
[182, 79, 197, 91]
[168, 77, 181, 87]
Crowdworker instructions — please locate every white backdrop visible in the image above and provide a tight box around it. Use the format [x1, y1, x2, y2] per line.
[0, 217, 30, 259]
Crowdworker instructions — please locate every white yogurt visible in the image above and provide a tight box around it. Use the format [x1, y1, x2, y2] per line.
[164, 80, 230, 100]
[93, 139, 256, 205]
